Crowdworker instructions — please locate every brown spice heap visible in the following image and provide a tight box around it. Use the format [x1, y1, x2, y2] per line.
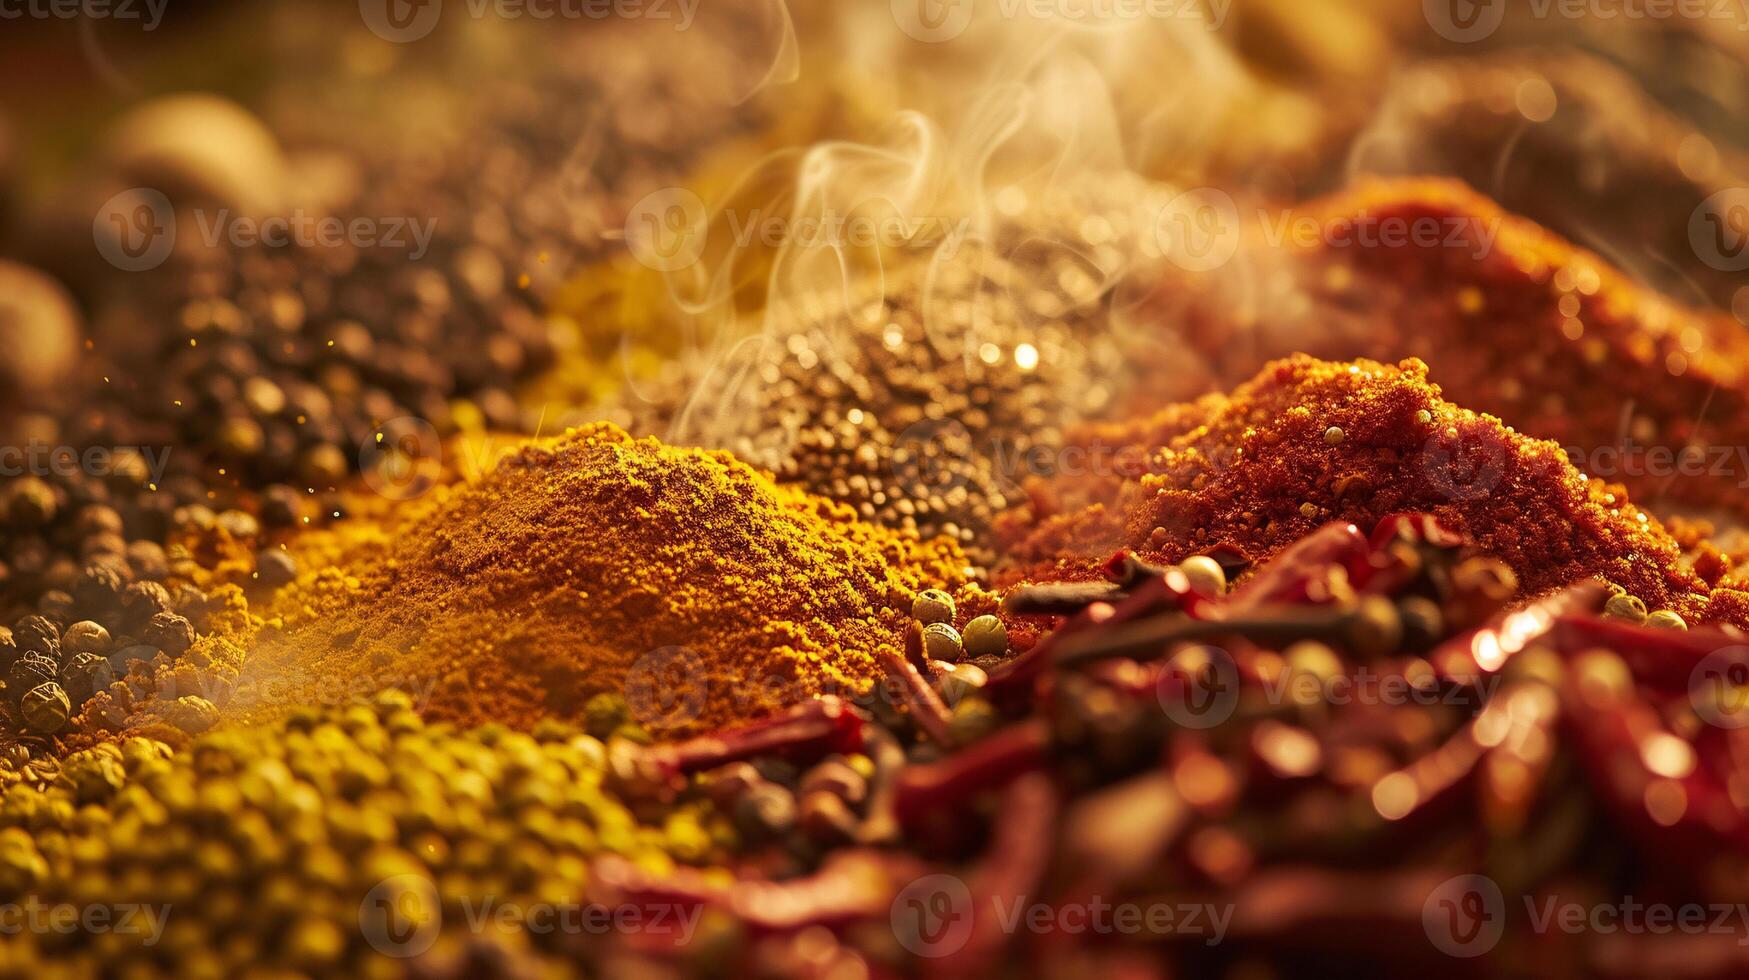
[235, 423, 969, 733]
[601, 180, 1167, 575]
[996, 354, 1749, 624]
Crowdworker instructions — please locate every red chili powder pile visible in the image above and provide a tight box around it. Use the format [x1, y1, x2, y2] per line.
[1146, 177, 1749, 520]
[995, 354, 1749, 625]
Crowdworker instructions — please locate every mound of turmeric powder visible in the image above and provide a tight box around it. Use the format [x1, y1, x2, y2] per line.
[232, 423, 970, 733]
[997, 354, 1749, 625]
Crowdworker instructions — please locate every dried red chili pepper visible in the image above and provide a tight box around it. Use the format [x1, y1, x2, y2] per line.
[644, 696, 866, 778]
[895, 719, 1052, 827]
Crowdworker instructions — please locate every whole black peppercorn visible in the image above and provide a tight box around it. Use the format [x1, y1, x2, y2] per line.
[8, 653, 57, 701]
[72, 561, 128, 613]
[122, 581, 173, 627]
[4, 476, 56, 527]
[255, 549, 298, 589]
[72, 504, 124, 538]
[61, 621, 110, 657]
[259, 484, 308, 527]
[59, 652, 112, 705]
[142, 612, 195, 658]
[125, 541, 169, 581]
[12, 615, 59, 661]
[20, 682, 71, 734]
[36, 590, 75, 626]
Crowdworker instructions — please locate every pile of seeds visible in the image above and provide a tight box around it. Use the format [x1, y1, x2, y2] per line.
[52, 20, 780, 517]
[608, 181, 1174, 573]
[0, 691, 728, 977]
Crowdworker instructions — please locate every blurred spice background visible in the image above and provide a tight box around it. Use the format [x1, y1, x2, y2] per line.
[2, 0, 1749, 977]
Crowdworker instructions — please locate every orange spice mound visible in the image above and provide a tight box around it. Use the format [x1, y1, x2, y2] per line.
[995, 354, 1749, 625]
[232, 423, 970, 733]
[1151, 177, 1749, 520]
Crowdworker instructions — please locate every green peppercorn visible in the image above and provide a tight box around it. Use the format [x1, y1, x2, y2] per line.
[798, 790, 857, 844]
[1347, 595, 1405, 658]
[922, 622, 963, 662]
[948, 696, 1001, 745]
[912, 589, 955, 626]
[1604, 593, 1648, 624]
[1177, 555, 1227, 596]
[962, 615, 1008, 658]
[1323, 425, 1345, 445]
[799, 759, 868, 806]
[20, 683, 71, 734]
[613, 721, 653, 745]
[935, 661, 987, 707]
[1646, 610, 1687, 630]
[583, 691, 629, 738]
[1397, 596, 1444, 650]
[733, 783, 797, 839]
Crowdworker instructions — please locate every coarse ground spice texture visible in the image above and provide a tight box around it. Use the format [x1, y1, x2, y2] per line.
[235, 423, 970, 733]
[1152, 177, 1749, 520]
[997, 354, 1749, 625]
